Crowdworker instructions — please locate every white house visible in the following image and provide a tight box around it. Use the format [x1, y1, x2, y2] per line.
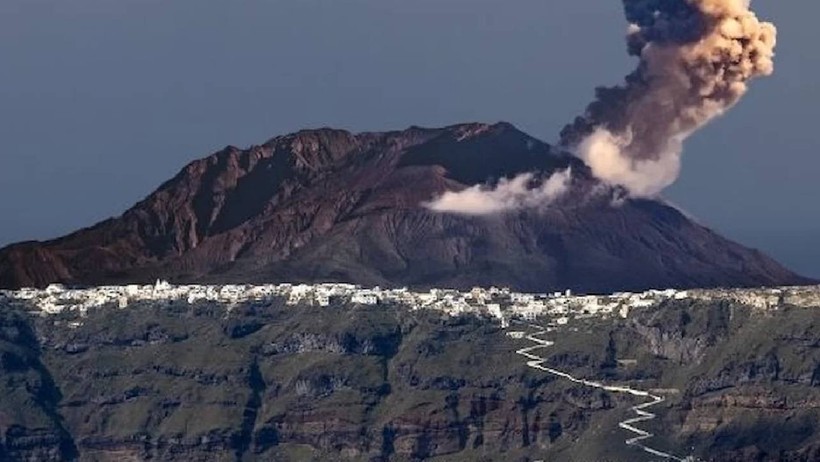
[352, 291, 378, 305]
[316, 293, 330, 307]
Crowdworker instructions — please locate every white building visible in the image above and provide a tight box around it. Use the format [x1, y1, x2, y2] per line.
[351, 291, 378, 305]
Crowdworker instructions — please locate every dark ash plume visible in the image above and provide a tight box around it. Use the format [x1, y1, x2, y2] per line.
[562, 0, 777, 196]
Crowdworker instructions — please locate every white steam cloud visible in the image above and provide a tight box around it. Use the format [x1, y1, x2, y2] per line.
[577, 128, 685, 197]
[425, 169, 572, 215]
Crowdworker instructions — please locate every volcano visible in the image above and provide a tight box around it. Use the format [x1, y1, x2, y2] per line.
[0, 122, 809, 292]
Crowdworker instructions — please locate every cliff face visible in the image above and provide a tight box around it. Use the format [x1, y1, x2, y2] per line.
[1, 298, 818, 462]
[0, 122, 810, 293]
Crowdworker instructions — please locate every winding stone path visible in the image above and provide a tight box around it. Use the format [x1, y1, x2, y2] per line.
[516, 324, 689, 461]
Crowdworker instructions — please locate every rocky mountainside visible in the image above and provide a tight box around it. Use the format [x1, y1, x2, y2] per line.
[1, 296, 818, 461]
[0, 122, 810, 292]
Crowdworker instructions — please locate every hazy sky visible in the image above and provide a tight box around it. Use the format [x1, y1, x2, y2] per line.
[1, 0, 818, 276]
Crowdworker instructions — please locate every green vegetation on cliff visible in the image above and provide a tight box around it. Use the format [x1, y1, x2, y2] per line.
[0, 297, 818, 461]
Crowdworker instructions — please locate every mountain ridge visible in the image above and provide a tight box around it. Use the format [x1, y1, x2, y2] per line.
[0, 122, 811, 292]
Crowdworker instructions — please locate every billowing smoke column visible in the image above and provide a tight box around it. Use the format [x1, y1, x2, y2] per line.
[563, 0, 777, 197]
[426, 0, 776, 215]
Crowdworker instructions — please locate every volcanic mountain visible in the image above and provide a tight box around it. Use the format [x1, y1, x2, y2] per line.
[0, 123, 809, 292]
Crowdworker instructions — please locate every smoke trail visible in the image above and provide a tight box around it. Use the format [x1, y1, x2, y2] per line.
[424, 169, 572, 215]
[562, 0, 777, 196]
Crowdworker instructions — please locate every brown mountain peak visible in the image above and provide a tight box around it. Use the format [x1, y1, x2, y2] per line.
[0, 123, 811, 292]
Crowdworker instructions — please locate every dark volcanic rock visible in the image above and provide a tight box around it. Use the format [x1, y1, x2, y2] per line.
[0, 122, 810, 292]
[1, 297, 819, 461]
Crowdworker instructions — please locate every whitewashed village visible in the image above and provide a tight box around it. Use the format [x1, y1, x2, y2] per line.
[2, 281, 819, 327]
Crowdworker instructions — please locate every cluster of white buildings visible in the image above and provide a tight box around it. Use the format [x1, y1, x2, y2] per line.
[1, 281, 818, 326]
[686, 285, 820, 310]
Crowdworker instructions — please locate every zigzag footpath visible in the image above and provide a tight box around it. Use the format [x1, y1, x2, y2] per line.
[516, 324, 691, 461]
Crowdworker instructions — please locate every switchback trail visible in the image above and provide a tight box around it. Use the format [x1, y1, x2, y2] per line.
[515, 324, 688, 461]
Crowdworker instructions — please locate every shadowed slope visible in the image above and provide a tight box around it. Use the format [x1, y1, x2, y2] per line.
[0, 123, 809, 292]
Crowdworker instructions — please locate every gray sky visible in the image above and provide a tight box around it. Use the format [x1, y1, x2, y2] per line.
[1, 0, 818, 277]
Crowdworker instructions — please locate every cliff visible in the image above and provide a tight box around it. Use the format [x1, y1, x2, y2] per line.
[1, 296, 818, 461]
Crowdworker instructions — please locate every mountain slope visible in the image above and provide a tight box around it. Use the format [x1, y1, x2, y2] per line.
[0, 122, 809, 292]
